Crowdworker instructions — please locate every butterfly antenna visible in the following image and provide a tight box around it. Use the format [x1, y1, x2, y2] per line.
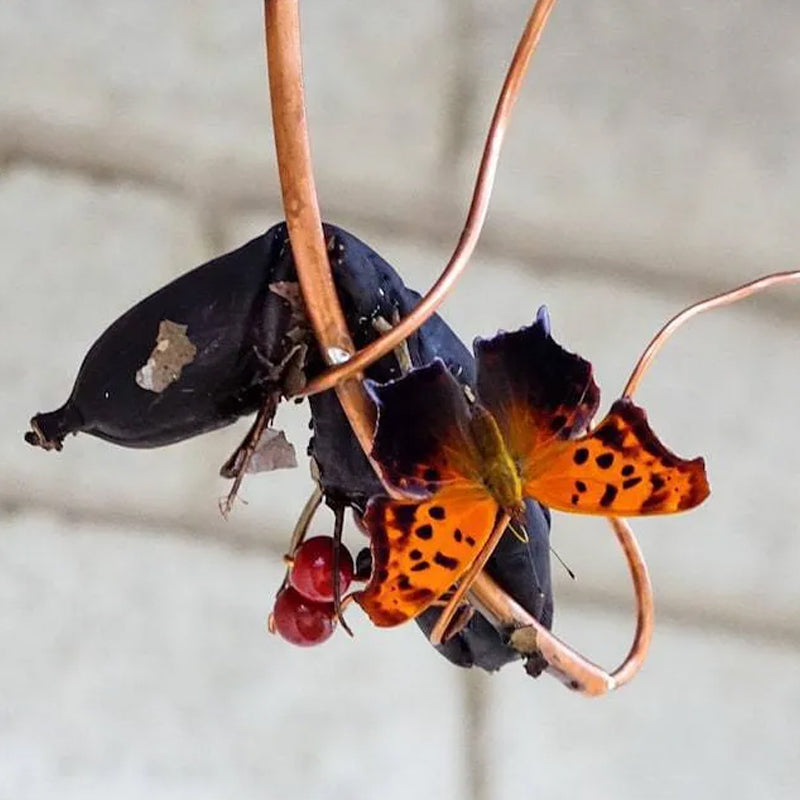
[332, 502, 354, 637]
[550, 545, 576, 580]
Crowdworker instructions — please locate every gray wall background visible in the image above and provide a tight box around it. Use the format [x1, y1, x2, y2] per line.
[2, 2, 799, 798]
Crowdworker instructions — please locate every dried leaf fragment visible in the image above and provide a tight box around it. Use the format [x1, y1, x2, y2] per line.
[224, 427, 297, 477]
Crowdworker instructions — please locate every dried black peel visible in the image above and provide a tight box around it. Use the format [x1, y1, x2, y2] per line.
[26, 228, 296, 450]
[25, 221, 553, 672]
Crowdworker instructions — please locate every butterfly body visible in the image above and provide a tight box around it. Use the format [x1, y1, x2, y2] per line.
[355, 315, 710, 628]
[467, 403, 524, 514]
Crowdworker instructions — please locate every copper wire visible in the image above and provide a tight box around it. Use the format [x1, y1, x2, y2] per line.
[264, 0, 657, 696]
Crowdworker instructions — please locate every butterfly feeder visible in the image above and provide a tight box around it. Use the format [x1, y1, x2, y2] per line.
[25, 0, 800, 696]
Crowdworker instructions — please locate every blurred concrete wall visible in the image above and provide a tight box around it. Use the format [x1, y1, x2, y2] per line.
[2, 2, 799, 799]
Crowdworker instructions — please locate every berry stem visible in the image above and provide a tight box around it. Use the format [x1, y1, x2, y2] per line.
[332, 503, 353, 637]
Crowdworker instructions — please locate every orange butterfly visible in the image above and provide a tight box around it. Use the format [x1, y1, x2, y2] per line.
[354, 310, 710, 627]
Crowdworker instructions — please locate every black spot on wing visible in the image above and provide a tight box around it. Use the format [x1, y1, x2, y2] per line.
[433, 552, 459, 570]
[595, 452, 614, 469]
[600, 484, 618, 508]
[642, 491, 669, 512]
[415, 524, 433, 540]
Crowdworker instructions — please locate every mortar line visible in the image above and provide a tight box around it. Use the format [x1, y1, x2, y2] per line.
[462, 668, 491, 800]
[439, 0, 479, 174]
[4, 495, 799, 650]
[4, 148, 798, 325]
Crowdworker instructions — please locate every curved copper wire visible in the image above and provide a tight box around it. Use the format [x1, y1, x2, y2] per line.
[607, 517, 654, 688]
[264, 0, 376, 459]
[265, 0, 655, 696]
[468, 518, 652, 695]
[623, 271, 800, 398]
[298, 0, 559, 398]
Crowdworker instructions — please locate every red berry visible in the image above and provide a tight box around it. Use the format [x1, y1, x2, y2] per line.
[289, 536, 354, 602]
[272, 587, 336, 647]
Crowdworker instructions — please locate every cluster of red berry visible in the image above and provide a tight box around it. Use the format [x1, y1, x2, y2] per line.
[271, 536, 356, 646]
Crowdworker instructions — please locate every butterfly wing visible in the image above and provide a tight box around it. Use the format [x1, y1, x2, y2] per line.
[523, 398, 709, 515]
[474, 315, 600, 472]
[355, 486, 499, 626]
[367, 359, 481, 498]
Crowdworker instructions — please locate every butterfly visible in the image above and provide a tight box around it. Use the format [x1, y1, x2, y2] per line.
[353, 309, 710, 627]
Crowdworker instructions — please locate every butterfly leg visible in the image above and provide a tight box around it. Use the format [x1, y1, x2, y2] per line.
[424, 584, 476, 641]
[372, 310, 412, 374]
[438, 603, 476, 643]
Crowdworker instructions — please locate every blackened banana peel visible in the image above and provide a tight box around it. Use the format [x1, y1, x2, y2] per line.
[26, 222, 553, 672]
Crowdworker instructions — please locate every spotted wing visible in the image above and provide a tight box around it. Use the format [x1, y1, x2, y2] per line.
[474, 315, 600, 474]
[367, 359, 481, 498]
[522, 398, 709, 515]
[355, 487, 499, 626]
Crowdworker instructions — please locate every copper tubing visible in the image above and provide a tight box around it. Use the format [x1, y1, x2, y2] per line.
[264, 0, 656, 695]
[265, 0, 376, 458]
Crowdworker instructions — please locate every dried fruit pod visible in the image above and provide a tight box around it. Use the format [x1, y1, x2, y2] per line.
[25, 221, 553, 672]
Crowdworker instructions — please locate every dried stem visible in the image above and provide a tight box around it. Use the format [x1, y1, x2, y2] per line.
[286, 484, 323, 556]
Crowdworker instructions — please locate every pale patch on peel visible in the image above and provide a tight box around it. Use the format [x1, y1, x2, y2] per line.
[135, 320, 197, 393]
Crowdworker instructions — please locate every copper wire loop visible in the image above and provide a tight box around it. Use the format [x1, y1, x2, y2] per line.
[264, 0, 656, 694]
